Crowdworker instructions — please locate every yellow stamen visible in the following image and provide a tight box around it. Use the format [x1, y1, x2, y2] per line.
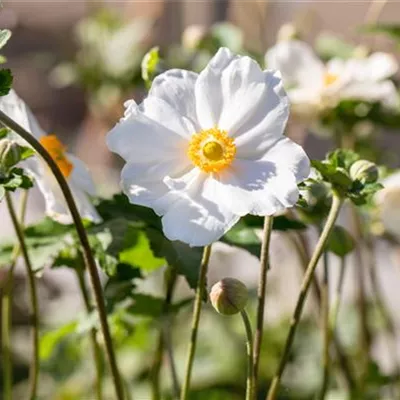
[324, 72, 338, 87]
[187, 128, 236, 173]
[39, 135, 73, 178]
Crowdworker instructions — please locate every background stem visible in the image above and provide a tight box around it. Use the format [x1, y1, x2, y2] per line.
[5, 191, 39, 400]
[76, 267, 104, 400]
[266, 195, 343, 400]
[253, 216, 274, 395]
[0, 110, 124, 400]
[180, 245, 212, 400]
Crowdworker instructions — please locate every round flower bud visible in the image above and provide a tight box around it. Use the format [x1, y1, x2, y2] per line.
[182, 24, 208, 50]
[209, 278, 248, 316]
[0, 139, 21, 176]
[350, 160, 379, 184]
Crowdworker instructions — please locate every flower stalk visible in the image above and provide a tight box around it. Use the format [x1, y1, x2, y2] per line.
[253, 216, 274, 395]
[0, 110, 125, 400]
[5, 191, 39, 400]
[267, 194, 343, 400]
[180, 245, 212, 400]
[2, 190, 29, 400]
[240, 310, 254, 400]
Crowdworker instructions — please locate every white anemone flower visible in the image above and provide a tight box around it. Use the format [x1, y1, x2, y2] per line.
[375, 171, 400, 239]
[265, 40, 399, 117]
[107, 47, 310, 246]
[0, 90, 101, 224]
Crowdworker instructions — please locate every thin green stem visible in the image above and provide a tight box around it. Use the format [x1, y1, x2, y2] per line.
[0, 110, 124, 400]
[266, 195, 343, 400]
[76, 267, 103, 400]
[5, 191, 39, 400]
[330, 257, 347, 332]
[180, 245, 212, 400]
[2, 190, 29, 400]
[290, 232, 356, 393]
[319, 250, 330, 400]
[253, 216, 274, 396]
[241, 310, 254, 400]
[151, 336, 163, 400]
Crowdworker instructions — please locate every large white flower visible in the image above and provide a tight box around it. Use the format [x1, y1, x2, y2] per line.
[107, 48, 310, 246]
[375, 171, 400, 239]
[265, 40, 399, 117]
[0, 90, 101, 224]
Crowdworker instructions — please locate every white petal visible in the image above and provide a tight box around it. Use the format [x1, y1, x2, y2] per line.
[195, 47, 239, 129]
[68, 154, 97, 196]
[120, 158, 191, 215]
[265, 40, 325, 88]
[260, 137, 310, 182]
[339, 80, 399, 108]
[161, 172, 240, 246]
[208, 159, 299, 216]
[233, 70, 290, 159]
[149, 69, 200, 129]
[218, 56, 271, 134]
[106, 102, 188, 162]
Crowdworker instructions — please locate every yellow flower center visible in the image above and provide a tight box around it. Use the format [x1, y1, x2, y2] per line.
[187, 128, 236, 173]
[324, 72, 338, 87]
[39, 135, 73, 178]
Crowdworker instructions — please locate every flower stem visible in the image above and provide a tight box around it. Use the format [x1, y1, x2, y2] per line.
[253, 215, 273, 395]
[266, 195, 343, 400]
[330, 256, 347, 332]
[180, 245, 212, 400]
[319, 249, 330, 400]
[76, 267, 103, 400]
[5, 191, 39, 400]
[0, 110, 124, 400]
[240, 310, 254, 400]
[2, 190, 29, 400]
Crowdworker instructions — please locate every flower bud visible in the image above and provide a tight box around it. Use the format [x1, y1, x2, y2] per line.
[209, 278, 248, 316]
[182, 24, 208, 50]
[350, 160, 379, 184]
[0, 139, 21, 176]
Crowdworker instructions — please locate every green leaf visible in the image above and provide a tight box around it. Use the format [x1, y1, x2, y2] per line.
[40, 321, 78, 361]
[0, 30, 11, 50]
[315, 32, 356, 60]
[20, 146, 35, 161]
[1, 167, 34, 191]
[0, 127, 10, 139]
[141, 46, 160, 89]
[146, 227, 203, 291]
[0, 69, 12, 96]
[0, 185, 4, 202]
[361, 24, 400, 41]
[326, 225, 355, 257]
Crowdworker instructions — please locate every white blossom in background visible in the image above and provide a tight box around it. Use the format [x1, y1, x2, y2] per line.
[375, 171, 400, 239]
[107, 47, 310, 247]
[0, 90, 101, 224]
[265, 40, 399, 118]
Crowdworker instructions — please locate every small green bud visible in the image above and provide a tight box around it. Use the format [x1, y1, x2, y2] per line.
[210, 278, 248, 316]
[277, 23, 299, 42]
[0, 139, 21, 176]
[350, 160, 379, 184]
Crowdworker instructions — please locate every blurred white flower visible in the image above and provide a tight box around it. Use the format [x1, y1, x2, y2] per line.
[265, 40, 399, 117]
[107, 47, 310, 246]
[375, 171, 400, 239]
[0, 90, 101, 224]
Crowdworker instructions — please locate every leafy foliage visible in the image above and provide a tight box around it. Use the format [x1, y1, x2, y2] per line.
[0, 68, 13, 96]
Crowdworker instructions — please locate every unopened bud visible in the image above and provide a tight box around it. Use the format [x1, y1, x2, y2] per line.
[0, 139, 21, 176]
[210, 278, 248, 316]
[350, 160, 379, 184]
[182, 24, 208, 50]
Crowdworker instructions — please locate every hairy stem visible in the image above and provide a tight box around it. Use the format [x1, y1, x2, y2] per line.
[5, 191, 39, 400]
[253, 216, 274, 395]
[180, 245, 212, 400]
[241, 310, 254, 400]
[0, 110, 124, 400]
[267, 195, 343, 400]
